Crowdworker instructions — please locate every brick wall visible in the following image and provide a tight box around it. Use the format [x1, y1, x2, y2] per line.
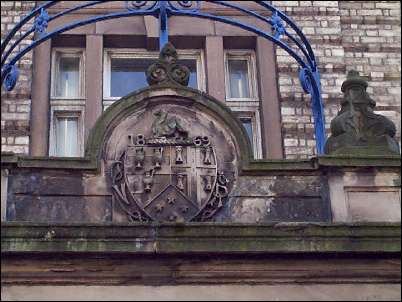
[1, 1, 401, 159]
[276, 1, 401, 158]
[1, 1, 36, 154]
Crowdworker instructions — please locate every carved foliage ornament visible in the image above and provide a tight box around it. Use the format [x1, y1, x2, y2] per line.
[111, 111, 231, 222]
[146, 42, 191, 86]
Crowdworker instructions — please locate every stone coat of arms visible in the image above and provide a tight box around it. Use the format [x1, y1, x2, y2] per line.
[111, 110, 230, 223]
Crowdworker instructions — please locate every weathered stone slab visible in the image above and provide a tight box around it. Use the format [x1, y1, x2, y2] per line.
[329, 170, 401, 223]
[347, 190, 401, 222]
[7, 195, 112, 223]
[229, 197, 328, 223]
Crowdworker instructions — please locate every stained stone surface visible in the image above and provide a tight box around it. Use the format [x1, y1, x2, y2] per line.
[227, 175, 329, 223]
[103, 98, 238, 222]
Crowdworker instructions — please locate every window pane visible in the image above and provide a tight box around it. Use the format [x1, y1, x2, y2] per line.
[111, 58, 154, 97]
[56, 117, 79, 157]
[240, 118, 254, 151]
[110, 57, 199, 97]
[228, 59, 250, 98]
[178, 59, 198, 89]
[57, 56, 80, 98]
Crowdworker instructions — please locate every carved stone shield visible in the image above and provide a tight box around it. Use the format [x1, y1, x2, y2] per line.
[110, 112, 231, 223]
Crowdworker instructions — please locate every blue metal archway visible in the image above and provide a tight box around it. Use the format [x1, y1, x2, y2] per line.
[0, 1, 326, 154]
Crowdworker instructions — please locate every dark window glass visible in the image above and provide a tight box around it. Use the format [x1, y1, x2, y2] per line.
[111, 57, 198, 97]
[240, 117, 254, 151]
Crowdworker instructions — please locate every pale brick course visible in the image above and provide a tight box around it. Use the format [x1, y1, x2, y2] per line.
[1, 1, 36, 155]
[277, 1, 401, 158]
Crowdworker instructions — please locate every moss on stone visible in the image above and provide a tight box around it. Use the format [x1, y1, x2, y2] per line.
[2, 222, 400, 254]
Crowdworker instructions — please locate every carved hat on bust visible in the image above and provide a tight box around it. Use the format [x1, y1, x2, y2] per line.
[341, 70, 376, 107]
[341, 70, 368, 92]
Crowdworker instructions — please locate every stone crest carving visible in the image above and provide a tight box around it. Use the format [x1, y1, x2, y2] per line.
[106, 43, 237, 223]
[111, 111, 231, 222]
[325, 70, 400, 155]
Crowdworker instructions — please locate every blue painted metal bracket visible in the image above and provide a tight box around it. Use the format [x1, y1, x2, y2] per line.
[0, 1, 326, 154]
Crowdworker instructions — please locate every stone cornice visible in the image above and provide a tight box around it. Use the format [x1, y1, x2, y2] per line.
[2, 222, 400, 254]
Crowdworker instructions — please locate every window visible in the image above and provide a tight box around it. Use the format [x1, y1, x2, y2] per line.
[49, 48, 85, 157]
[51, 49, 85, 99]
[224, 50, 262, 158]
[104, 49, 205, 108]
[231, 108, 263, 159]
[225, 51, 257, 102]
[228, 59, 250, 98]
[240, 117, 254, 147]
[55, 116, 79, 157]
[49, 110, 84, 157]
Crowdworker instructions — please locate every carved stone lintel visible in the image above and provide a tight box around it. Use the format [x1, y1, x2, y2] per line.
[324, 70, 400, 155]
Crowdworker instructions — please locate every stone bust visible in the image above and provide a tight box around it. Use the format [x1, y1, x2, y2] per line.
[324, 70, 400, 155]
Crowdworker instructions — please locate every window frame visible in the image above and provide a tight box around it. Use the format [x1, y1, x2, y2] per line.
[50, 48, 86, 100]
[224, 50, 259, 102]
[224, 50, 262, 159]
[103, 48, 206, 106]
[103, 48, 206, 105]
[230, 106, 263, 159]
[49, 48, 86, 157]
[49, 106, 85, 157]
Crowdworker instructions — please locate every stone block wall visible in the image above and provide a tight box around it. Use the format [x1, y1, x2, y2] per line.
[1, 1, 401, 159]
[1, 1, 36, 154]
[276, 1, 401, 158]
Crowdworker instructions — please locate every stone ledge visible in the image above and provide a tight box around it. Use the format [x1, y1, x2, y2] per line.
[318, 155, 401, 167]
[1, 223, 400, 254]
[0, 153, 98, 171]
[2, 153, 400, 173]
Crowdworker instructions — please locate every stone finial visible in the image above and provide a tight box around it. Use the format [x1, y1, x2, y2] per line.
[146, 42, 190, 86]
[324, 70, 400, 155]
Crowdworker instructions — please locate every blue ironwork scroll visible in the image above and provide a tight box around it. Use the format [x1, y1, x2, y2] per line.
[0, 1, 326, 154]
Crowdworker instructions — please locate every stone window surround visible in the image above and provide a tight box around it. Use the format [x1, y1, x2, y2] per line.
[30, 36, 283, 159]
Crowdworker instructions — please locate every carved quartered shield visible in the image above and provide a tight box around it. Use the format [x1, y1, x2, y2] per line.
[111, 113, 230, 223]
